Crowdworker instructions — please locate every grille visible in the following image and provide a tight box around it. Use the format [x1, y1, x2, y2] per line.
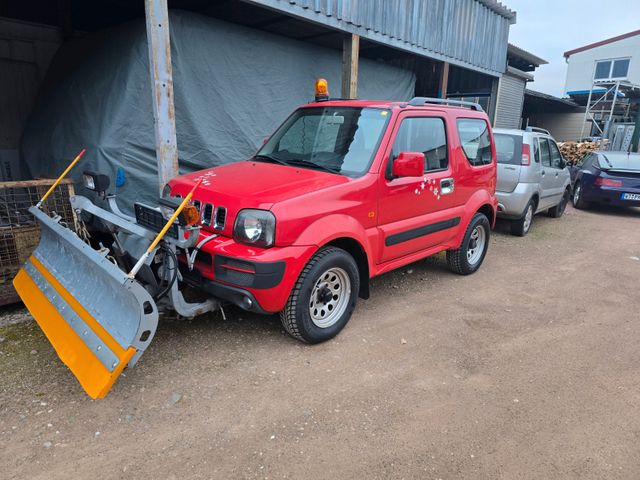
[214, 206, 226, 230]
[134, 203, 178, 238]
[193, 200, 201, 213]
[201, 203, 213, 226]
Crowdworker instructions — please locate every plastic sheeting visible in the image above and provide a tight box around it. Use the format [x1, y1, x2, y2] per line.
[22, 11, 415, 210]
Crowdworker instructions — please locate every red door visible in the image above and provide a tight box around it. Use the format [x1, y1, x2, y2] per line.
[377, 110, 463, 263]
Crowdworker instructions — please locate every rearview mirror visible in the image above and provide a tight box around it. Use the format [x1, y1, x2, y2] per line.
[392, 152, 424, 178]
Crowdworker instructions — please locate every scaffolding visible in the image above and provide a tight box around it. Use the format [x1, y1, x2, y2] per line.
[579, 79, 640, 142]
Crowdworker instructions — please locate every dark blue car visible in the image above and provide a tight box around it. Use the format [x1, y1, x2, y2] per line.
[571, 151, 640, 209]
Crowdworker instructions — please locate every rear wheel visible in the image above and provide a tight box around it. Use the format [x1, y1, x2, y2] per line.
[446, 213, 490, 275]
[280, 247, 359, 344]
[572, 182, 588, 209]
[549, 188, 570, 218]
[510, 199, 535, 236]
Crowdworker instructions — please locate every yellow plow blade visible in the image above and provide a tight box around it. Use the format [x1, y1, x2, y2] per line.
[13, 207, 158, 399]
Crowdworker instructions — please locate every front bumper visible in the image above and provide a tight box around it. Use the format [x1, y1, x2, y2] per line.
[496, 182, 539, 219]
[187, 233, 316, 314]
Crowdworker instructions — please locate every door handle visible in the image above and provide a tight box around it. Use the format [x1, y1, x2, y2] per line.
[505, 166, 516, 171]
[440, 178, 454, 195]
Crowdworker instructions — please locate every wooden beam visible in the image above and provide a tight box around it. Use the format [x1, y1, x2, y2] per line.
[341, 34, 360, 99]
[144, 0, 179, 196]
[438, 62, 449, 99]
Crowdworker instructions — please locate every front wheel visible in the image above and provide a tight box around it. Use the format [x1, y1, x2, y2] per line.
[446, 213, 490, 275]
[280, 247, 359, 344]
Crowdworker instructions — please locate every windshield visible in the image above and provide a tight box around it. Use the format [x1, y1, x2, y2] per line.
[494, 133, 522, 165]
[257, 107, 391, 176]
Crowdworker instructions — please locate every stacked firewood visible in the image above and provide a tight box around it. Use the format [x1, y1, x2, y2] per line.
[558, 141, 605, 164]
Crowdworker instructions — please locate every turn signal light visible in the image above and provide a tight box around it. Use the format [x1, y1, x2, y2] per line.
[521, 144, 531, 166]
[180, 204, 201, 226]
[595, 177, 622, 187]
[315, 78, 329, 102]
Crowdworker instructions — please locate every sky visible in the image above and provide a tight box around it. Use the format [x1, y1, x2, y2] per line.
[504, 0, 640, 97]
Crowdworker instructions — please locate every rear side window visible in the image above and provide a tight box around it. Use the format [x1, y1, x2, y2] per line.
[539, 138, 551, 167]
[549, 141, 564, 169]
[391, 117, 448, 172]
[457, 119, 492, 166]
[494, 133, 523, 165]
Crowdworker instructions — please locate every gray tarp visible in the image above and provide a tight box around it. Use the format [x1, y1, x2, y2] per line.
[22, 11, 415, 210]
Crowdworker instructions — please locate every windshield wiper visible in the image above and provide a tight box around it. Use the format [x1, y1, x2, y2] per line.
[286, 158, 340, 175]
[254, 153, 290, 167]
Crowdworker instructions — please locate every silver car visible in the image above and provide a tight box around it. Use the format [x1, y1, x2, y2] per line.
[494, 127, 572, 236]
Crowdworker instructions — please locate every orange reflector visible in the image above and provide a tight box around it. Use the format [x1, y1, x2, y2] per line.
[315, 78, 329, 101]
[181, 204, 200, 226]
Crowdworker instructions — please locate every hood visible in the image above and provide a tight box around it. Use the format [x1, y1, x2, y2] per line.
[170, 161, 349, 208]
[167, 161, 350, 234]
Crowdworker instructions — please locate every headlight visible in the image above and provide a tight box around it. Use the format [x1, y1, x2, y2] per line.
[233, 209, 275, 247]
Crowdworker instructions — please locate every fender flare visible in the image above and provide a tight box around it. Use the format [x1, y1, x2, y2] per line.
[453, 190, 497, 246]
[293, 214, 376, 275]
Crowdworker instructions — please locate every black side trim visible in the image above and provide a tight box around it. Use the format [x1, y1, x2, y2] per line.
[214, 255, 285, 289]
[385, 217, 461, 247]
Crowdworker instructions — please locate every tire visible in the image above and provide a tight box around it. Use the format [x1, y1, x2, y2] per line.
[510, 199, 535, 236]
[280, 247, 359, 344]
[572, 182, 588, 209]
[548, 188, 570, 218]
[446, 213, 490, 275]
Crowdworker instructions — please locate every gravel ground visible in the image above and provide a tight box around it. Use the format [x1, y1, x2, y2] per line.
[0, 204, 639, 479]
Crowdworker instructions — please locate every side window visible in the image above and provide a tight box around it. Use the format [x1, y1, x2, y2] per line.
[533, 139, 540, 163]
[580, 153, 593, 169]
[549, 141, 563, 169]
[456, 118, 492, 166]
[391, 117, 448, 172]
[539, 138, 551, 167]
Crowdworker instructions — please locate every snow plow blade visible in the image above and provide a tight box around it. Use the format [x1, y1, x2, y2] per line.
[13, 207, 159, 399]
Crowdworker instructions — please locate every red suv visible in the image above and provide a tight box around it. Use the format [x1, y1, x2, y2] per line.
[167, 93, 497, 343]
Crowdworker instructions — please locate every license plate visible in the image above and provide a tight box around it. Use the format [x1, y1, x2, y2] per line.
[621, 193, 640, 201]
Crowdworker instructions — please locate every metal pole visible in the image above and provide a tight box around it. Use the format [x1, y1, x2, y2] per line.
[580, 86, 593, 140]
[144, 0, 179, 196]
[631, 103, 640, 152]
[605, 81, 620, 140]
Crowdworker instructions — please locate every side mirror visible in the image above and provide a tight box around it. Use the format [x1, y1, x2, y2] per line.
[392, 152, 424, 178]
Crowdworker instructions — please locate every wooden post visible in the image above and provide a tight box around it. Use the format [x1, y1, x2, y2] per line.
[341, 34, 360, 99]
[438, 62, 449, 99]
[144, 0, 179, 197]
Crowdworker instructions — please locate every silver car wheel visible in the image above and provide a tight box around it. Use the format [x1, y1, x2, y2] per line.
[466, 225, 486, 266]
[573, 184, 581, 204]
[309, 267, 351, 328]
[523, 204, 533, 233]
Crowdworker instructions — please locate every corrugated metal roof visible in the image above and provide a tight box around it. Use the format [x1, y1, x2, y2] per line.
[507, 44, 547, 67]
[244, 0, 515, 76]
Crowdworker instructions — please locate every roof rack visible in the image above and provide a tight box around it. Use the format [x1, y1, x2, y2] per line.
[407, 97, 484, 112]
[525, 126, 550, 135]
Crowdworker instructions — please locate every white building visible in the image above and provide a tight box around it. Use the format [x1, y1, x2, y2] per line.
[564, 29, 640, 93]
